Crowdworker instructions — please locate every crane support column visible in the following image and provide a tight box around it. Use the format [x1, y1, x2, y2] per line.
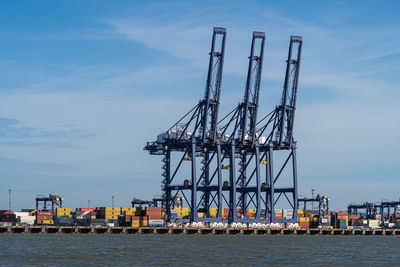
[191, 141, 198, 222]
[229, 141, 237, 223]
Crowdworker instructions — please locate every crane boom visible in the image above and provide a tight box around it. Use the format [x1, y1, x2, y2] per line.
[239, 31, 265, 146]
[276, 36, 302, 149]
[201, 27, 226, 143]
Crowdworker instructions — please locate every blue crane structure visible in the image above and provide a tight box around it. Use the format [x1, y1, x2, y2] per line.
[379, 201, 400, 227]
[298, 194, 329, 225]
[347, 202, 380, 218]
[349, 200, 400, 228]
[35, 194, 63, 223]
[255, 35, 303, 223]
[145, 27, 227, 223]
[144, 27, 303, 224]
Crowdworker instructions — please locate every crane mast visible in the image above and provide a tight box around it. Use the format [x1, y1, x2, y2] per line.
[276, 36, 302, 149]
[239, 32, 265, 146]
[200, 27, 226, 143]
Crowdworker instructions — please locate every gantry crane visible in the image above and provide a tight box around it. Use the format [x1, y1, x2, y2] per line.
[298, 194, 329, 225]
[144, 27, 226, 222]
[256, 36, 302, 223]
[144, 28, 303, 224]
[347, 202, 380, 218]
[217, 31, 265, 222]
[35, 194, 63, 222]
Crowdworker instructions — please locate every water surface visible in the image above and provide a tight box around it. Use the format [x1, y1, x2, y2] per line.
[1, 234, 399, 266]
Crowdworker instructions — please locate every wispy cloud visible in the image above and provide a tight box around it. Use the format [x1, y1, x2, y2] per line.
[0, 117, 94, 148]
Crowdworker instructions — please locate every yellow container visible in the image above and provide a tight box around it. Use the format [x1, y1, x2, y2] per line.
[298, 209, 310, 214]
[122, 207, 136, 216]
[122, 207, 136, 213]
[101, 207, 121, 213]
[101, 207, 122, 218]
[174, 207, 190, 217]
[105, 215, 119, 220]
[91, 216, 96, 219]
[56, 208, 72, 212]
[248, 209, 257, 213]
[122, 208, 136, 216]
[56, 208, 72, 216]
[299, 217, 310, 222]
[132, 222, 140, 227]
[209, 208, 218, 217]
[42, 220, 54, 224]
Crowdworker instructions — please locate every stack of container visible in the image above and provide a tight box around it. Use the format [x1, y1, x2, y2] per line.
[0, 211, 17, 225]
[76, 208, 96, 220]
[122, 207, 136, 216]
[338, 211, 348, 229]
[36, 210, 53, 225]
[56, 208, 72, 216]
[55, 208, 74, 226]
[283, 209, 294, 219]
[298, 217, 311, 228]
[75, 210, 92, 226]
[129, 215, 141, 227]
[14, 211, 35, 225]
[222, 208, 229, 219]
[173, 207, 190, 217]
[275, 209, 283, 219]
[209, 208, 218, 218]
[348, 214, 364, 227]
[237, 209, 243, 218]
[297, 210, 321, 229]
[247, 209, 257, 218]
[122, 207, 164, 227]
[97, 207, 121, 220]
[297, 209, 311, 228]
[146, 207, 163, 226]
[368, 219, 381, 228]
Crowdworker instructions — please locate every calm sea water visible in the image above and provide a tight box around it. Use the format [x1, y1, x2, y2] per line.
[1, 234, 399, 266]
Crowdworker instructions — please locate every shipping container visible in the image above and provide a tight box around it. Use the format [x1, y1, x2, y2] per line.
[149, 219, 164, 226]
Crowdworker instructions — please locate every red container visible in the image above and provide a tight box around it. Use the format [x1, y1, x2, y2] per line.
[145, 207, 162, 212]
[299, 221, 311, 229]
[145, 207, 162, 216]
[222, 208, 229, 215]
[0, 210, 12, 215]
[148, 215, 162, 220]
[77, 208, 95, 212]
[131, 216, 141, 221]
[125, 215, 132, 223]
[38, 211, 52, 216]
[37, 215, 53, 220]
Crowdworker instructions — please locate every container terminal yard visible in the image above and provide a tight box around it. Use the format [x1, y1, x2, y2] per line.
[2, 27, 399, 236]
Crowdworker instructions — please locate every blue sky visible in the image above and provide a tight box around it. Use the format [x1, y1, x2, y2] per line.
[0, 0, 399, 210]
